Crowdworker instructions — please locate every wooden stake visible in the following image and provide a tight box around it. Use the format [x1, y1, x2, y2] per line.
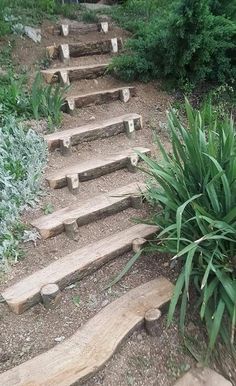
[66, 174, 79, 195]
[100, 22, 109, 33]
[60, 137, 71, 156]
[63, 218, 78, 240]
[59, 44, 70, 65]
[144, 308, 162, 336]
[127, 154, 139, 173]
[120, 88, 131, 103]
[124, 119, 135, 139]
[61, 24, 69, 37]
[132, 237, 146, 253]
[58, 70, 70, 86]
[111, 38, 118, 53]
[66, 98, 75, 114]
[40, 283, 60, 309]
[131, 195, 143, 209]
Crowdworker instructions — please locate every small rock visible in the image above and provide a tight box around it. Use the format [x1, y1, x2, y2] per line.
[101, 299, 109, 308]
[137, 334, 143, 341]
[89, 116, 96, 121]
[65, 284, 76, 290]
[54, 336, 65, 343]
[163, 262, 169, 267]
[24, 26, 41, 43]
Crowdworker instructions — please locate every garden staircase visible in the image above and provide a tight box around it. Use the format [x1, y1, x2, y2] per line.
[0, 19, 173, 386]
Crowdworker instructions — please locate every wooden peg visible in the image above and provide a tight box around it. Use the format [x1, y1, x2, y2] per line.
[59, 44, 70, 65]
[120, 88, 131, 103]
[63, 218, 78, 240]
[132, 237, 146, 253]
[58, 70, 70, 86]
[66, 98, 75, 115]
[59, 137, 71, 156]
[111, 38, 118, 53]
[40, 283, 61, 309]
[60, 24, 69, 37]
[66, 174, 79, 195]
[124, 119, 135, 139]
[100, 22, 108, 33]
[131, 195, 143, 209]
[127, 154, 139, 173]
[144, 308, 162, 336]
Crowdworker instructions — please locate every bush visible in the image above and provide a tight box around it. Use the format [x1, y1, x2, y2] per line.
[0, 117, 47, 268]
[138, 100, 236, 352]
[111, 0, 236, 89]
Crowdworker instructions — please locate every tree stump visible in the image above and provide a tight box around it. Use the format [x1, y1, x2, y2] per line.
[60, 137, 71, 156]
[40, 283, 61, 309]
[63, 218, 78, 240]
[144, 308, 162, 336]
[124, 119, 135, 139]
[132, 237, 146, 253]
[127, 154, 139, 172]
[66, 174, 79, 195]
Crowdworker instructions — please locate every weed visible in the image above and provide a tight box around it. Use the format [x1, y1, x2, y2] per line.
[82, 10, 99, 24]
[42, 203, 54, 215]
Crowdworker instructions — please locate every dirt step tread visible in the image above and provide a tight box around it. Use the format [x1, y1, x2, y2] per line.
[31, 182, 145, 239]
[46, 147, 150, 189]
[174, 368, 232, 386]
[0, 278, 173, 386]
[45, 113, 142, 150]
[2, 224, 158, 314]
[41, 63, 109, 83]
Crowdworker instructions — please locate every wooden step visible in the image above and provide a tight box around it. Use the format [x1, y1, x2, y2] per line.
[2, 224, 158, 314]
[53, 21, 109, 36]
[0, 278, 173, 385]
[31, 182, 145, 239]
[46, 147, 150, 189]
[45, 113, 143, 151]
[41, 63, 109, 84]
[64, 86, 136, 112]
[46, 38, 123, 62]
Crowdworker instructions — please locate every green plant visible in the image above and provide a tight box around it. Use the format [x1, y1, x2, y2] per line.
[82, 10, 99, 24]
[42, 203, 54, 215]
[136, 100, 236, 354]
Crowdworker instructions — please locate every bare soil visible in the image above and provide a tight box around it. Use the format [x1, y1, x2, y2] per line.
[0, 16, 233, 386]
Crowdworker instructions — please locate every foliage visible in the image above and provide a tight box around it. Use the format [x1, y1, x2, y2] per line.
[82, 10, 99, 24]
[111, 0, 236, 89]
[136, 100, 236, 353]
[0, 117, 47, 269]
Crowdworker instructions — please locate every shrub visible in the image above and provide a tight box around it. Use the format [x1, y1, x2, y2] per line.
[0, 117, 47, 268]
[137, 100, 236, 353]
[111, 0, 236, 89]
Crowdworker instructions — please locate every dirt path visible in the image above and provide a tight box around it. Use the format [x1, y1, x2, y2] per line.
[0, 18, 195, 386]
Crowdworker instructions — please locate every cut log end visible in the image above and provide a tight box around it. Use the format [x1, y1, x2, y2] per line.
[66, 174, 79, 195]
[132, 237, 146, 253]
[145, 308, 162, 336]
[63, 218, 78, 240]
[40, 283, 60, 309]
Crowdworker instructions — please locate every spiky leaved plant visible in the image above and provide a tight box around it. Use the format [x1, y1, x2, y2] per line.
[137, 100, 236, 354]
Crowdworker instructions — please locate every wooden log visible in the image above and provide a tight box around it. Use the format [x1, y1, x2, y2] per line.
[58, 70, 70, 86]
[68, 38, 123, 57]
[0, 278, 173, 386]
[59, 137, 71, 156]
[131, 195, 143, 209]
[40, 283, 60, 309]
[61, 24, 69, 37]
[132, 237, 146, 253]
[2, 224, 158, 314]
[45, 114, 143, 151]
[59, 44, 70, 64]
[127, 154, 139, 173]
[64, 86, 136, 110]
[124, 118, 135, 139]
[63, 218, 78, 240]
[46, 147, 149, 189]
[31, 182, 146, 239]
[144, 308, 162, 336]
[66, 174, 79, 195]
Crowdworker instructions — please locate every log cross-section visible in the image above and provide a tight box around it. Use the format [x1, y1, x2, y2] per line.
[46, 147, 150, 189]
[30, 182, 145, 239]
[0, 278, 173, 386]
[2, 224, 158, 314]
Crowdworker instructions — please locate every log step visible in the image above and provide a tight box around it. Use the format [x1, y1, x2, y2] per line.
[46, 38, 123, 62]
[45, 113, 143, 151]
[31, 182, 145, 239]
[41, 63, 109, 84]
[2, 224, 158, 314]
[0, 278, 173, 385]
[64, 86, 136, 112]
[54, 21, 109, 36]
[46, 147, 150, 189]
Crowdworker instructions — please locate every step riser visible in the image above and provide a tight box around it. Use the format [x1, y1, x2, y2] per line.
[2, 224, 158, 314]
[53, 22, 108, 36]
[42, 64, 108, 84]
[64, 87, 136, 111]
[46, 115, 142, 151]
